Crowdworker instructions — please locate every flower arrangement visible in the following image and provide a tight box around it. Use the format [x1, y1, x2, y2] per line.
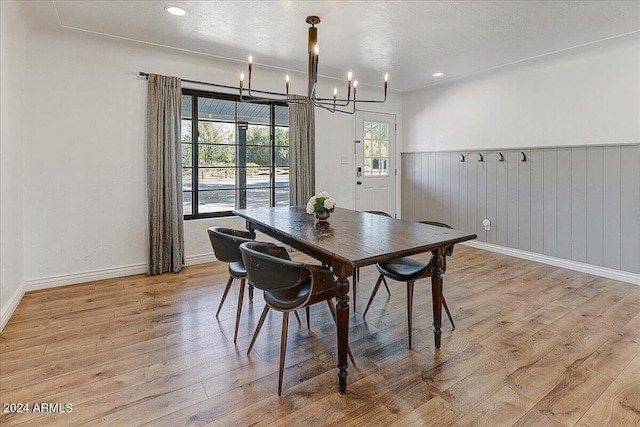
[306, 191, 336, 215]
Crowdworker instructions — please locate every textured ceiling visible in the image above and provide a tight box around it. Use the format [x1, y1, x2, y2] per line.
[44, 0, 640, 92]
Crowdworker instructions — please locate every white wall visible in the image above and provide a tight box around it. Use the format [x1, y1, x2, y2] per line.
[1, 1, 29, 329]
[403, 33, 640, 152]
[18, 25, 402, 293]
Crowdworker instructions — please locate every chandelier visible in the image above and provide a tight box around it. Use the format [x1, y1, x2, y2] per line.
[239, 16, 388, 114]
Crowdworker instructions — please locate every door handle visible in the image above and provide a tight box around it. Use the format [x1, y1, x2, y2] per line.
[356, 181, 362, 185]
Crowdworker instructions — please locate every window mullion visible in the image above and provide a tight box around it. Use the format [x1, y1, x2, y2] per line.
[192, 95, 199, 215]
[270, 105, 276, 206]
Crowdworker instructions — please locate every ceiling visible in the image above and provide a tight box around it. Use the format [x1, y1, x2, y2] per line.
[43, 1, 640, 92]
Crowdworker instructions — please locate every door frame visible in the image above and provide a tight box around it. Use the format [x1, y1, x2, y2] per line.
[353, 110, 398, 217]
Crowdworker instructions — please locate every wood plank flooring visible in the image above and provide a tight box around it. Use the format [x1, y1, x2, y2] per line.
[1, 246, 639, 426]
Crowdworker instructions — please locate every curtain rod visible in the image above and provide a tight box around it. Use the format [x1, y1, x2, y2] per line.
[139, 72, 289, 98]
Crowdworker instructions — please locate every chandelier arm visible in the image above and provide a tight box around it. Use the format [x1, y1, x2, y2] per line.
[245, 82, 308, 104]
[316, 104, 356, 115]
[311, 93, 353, 107]
[310, 79, 352, 107]
[312, 98, 356, 114]
[313, 91, 387, 104]
[244, 96, 307, 104]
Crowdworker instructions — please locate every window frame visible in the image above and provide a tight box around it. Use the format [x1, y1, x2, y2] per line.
[181, 88, 289, 219]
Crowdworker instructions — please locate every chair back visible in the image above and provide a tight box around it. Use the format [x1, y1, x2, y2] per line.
[240, 242, 309, 292]
[419, 221, 455, 256]
[207, 227, 256, 263]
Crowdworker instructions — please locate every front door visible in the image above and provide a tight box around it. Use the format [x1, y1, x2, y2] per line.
[354, 111, 396, 216]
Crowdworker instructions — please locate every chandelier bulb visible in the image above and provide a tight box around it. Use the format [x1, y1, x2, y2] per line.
[384, 73, 389, 82]
[248, 54, 253, 64]
[314, 43, 320, 55]
[240, 72, 244, 82]
[285, 74, 290, 83]
[353, 80, 358, 88]
[348, 70, 353, 81]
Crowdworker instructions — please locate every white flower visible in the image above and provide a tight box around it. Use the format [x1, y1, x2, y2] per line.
[306, 192, 336, 214]
[323, 198, 336, 210]
[306, 196, 317, 214]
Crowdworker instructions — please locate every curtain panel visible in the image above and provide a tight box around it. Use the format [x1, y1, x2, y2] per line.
[288, 96, 316, 205]
[146, 74, 184, 275]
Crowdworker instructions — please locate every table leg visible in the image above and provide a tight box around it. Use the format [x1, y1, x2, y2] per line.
[334, 264, 351, 393]
[430, 249, 444, 349]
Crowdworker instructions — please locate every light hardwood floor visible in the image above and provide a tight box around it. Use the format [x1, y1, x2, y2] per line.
[1, 246, 639, 426]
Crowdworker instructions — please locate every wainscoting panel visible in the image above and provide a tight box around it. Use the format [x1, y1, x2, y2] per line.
[401, 144, 640, 274]
[543, 149, 558, 257]
[556, 148, 573, 261]
[621, 145, 640, 273]
[603, 147, 621, 270]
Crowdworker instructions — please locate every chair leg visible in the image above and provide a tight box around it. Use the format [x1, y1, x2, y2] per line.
[382, 276, 391, 296]
[326, 300, 356, 368]
[306, 306, 310, 330]
[353, 267, 359, 312]
[407, 280, 414, 350]
[247, 305, 269, 355]
[233, 278, 246, 343]
[216, 276, 234, 317]
[278, 312, 290, 396]
[443, 295, 455, 329]
[248, 283, 254, 302]
[363, 274, 385, 319]
[293, 310, 302, 325]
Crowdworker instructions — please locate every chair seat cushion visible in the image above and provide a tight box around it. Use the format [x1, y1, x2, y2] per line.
[376, 257, 428, 281]
[228, 261, 247, 277]
[264, 278, 312, 310]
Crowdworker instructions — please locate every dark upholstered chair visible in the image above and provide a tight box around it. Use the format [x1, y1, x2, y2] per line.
[240, 241, 355, 395]
[207, 226, 256, 342]
[351, 211, 392, 311]
[362, 221, 457, 349]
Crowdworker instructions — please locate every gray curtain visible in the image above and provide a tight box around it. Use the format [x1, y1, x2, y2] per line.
[288, 96, 315, 205]
[146, 74, 184, 275]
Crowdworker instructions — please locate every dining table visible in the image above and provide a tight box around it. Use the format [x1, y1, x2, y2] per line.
[233, 206, 477, 394]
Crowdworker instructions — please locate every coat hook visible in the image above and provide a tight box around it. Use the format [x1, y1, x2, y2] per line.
[498, 152, 504, 162]
[521, 151, 527, 162]
[460, 153, 465, 162]
[478, 153, 484, 162]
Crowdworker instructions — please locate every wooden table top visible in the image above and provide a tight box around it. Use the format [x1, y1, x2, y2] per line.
[234, 206, 477, 269]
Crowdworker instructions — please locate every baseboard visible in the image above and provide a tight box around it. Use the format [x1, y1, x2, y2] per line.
[23, 253, 218, 293]
[25, 263, 148, 292]
[463, 241, 640, 286]
[1, 283, 26, 332]
[185, 253, 216, 266]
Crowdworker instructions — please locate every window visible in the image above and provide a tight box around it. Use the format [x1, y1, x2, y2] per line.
[181, 90, 289, 218]
[363, 120, 389, 176]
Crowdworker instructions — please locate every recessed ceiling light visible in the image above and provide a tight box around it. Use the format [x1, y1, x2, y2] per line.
[432, 72, 444, 77]
[165, 6, 187, 16]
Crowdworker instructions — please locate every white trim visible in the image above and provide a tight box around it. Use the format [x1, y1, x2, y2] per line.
[1, 284, 25, 332]
[463, 241, 640, 286]
[23, 253, 218, 292]
[25, 263, 148, 292]
[185, 253, 216, 266]
[401, 142, 640, 155]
